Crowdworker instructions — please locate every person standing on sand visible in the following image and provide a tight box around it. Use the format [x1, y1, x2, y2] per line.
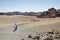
[13, 23, 18, 32]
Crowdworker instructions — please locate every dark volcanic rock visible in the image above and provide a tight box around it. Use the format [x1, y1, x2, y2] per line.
[37, 8, 60, 18]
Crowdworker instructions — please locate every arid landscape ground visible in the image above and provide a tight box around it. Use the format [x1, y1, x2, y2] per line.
[0, 15, 60, 40]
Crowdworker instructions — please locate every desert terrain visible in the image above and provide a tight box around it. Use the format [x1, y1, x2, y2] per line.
[0, 15, 60, 40]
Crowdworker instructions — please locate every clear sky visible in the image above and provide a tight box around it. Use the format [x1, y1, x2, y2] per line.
[0, 0, 60, 12]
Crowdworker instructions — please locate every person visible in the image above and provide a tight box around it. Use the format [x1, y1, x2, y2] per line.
[13, 23, 18, 32]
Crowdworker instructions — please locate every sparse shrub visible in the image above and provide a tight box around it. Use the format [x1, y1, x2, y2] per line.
[21, 39, 24, 40]
[35, 36, 40, 40]
[28, 35, 32, 38]
[43, 37, 53, 40]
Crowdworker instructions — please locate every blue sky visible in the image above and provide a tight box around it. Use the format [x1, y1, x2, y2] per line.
[0, 0, 60, 12]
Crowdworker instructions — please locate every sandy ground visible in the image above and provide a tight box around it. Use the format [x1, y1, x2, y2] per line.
[0, 15, 60, 40]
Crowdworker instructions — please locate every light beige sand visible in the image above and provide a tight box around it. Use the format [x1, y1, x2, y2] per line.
[0, 15, 60, 40]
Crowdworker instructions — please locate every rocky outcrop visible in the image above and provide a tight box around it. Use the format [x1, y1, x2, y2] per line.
[37, 8, 60, 18]
[26, 30, 60, 40]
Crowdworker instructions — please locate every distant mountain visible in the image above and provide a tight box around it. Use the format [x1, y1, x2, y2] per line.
[0, 8, 60, 18]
